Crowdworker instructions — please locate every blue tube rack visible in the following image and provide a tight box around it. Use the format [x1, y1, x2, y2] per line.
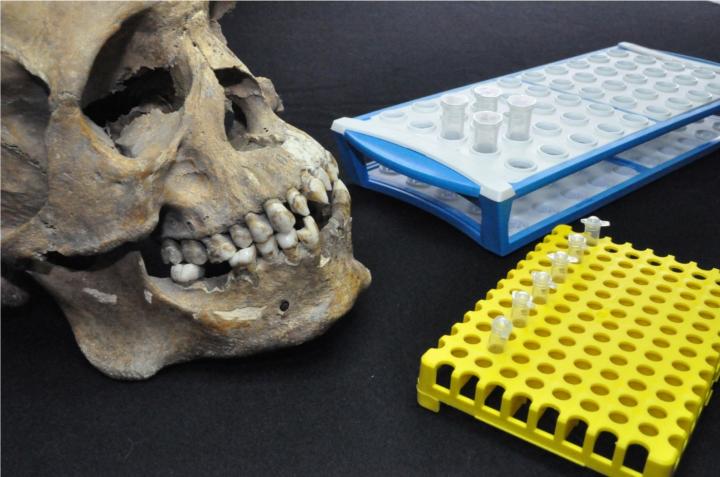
[331, 43, 720, 256]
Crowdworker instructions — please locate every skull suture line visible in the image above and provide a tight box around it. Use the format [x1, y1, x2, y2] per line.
[0, 1, 370, 379]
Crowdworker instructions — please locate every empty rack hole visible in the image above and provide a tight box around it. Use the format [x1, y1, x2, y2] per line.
[623, 444, 649, 474]
[593, 431, 618, 461]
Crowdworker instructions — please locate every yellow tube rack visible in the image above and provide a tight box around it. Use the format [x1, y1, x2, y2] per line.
[417, 225, 720, 477]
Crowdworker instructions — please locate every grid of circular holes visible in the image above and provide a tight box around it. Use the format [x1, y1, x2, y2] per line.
[581, 400, 600, 412]
[553, 389, 571, 401]
[538, 363, 555, 374]
[619, 395, 638, 407]
[609, 411, 628, 424]
[628, 379, 646, 392]
[564, 373, 582, 385]
[500, 368, 518, 379]
[451, 348, 468, 358]
[601, 369, 619, 381]
[639, 423, 659, 437]
[610, 355, 628, 366]
[476, 357, 493, 368]
[548, 349, 566, 360]
[526, 378, 544, 389]
[464, 334, 481, 344]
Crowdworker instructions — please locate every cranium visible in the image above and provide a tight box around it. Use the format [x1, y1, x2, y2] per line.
[1, 1, 370, 379]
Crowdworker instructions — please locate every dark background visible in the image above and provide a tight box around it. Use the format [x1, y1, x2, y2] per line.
[3, 2, 720, 476]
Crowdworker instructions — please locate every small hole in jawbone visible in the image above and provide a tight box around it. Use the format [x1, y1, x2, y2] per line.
[279, 300, 290, 312]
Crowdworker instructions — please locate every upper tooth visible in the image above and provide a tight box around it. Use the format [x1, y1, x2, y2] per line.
[275, 229, 298, 249]
[161, 239, 183, 265]
[229, 224, 253, 249]
[313, 167, 332, 191]
[332, 179, 351, 205]
[181, 239, 208, 265]
[256, 236, 280, 258]
[297, 215, 320, 248]
[326, 162, 339, 182]
[170, 263, 204, 284]
[228, 245, 257, 268]
[245, 213, 274, 243]
[264, 199, 295, 233]
[287, 188, 310, 216]
[303, 175, 329, 204]
[202, 234, 237, 263]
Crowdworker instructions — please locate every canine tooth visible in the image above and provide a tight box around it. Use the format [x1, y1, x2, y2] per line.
[256, 236, 280, 258]
[161, 239, 183, 265]
[202, 234, 236, 263]
[287, 188, 310, 216]
[297, 215, 320, 248]
[326, 162, 339, 182]
[313, 167, 333, 191]
[245, 213, 274, 243]
[229, 224, 253, 248]
[275, 229, 298, 249]
[170, 263, 204, 284]
[304, 177, 329, 204]
[264, 199, 295, 233]
[181, 239, 208, 265]
[228, 245, 257, 268]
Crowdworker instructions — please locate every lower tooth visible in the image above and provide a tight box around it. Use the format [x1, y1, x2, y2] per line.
[229, 245, 257, 268]
[276, 229, 298, 249]
[202, 234, 237, 263]
[170, 263, 205, 284]
[161, 239, 183, 265]
[297, 215, 320, 248]
[256, 236, 280, 258]
[181, 239, 208, 265]
[313, 167, 333, 191]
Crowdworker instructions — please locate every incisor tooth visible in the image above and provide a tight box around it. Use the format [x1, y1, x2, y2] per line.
[202, 234, 237, 263]
[297, 215, 320, 248]
[161, 239, 183, 265]
[256, 236, 280, 258]
[264, 199, 295, 233]
[170, 263, 204, 284]
[228, 245, 257, 268]
[313, 167, 332, 191]
[245, 213, 274, 243]
[275, 229, 298, 249]
[181, 239, 207, 265]
[287, 188, 310, 216]
[229, 224, 253, 249]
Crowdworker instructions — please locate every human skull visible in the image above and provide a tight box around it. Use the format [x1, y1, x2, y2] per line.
[0, 1, 370, 379]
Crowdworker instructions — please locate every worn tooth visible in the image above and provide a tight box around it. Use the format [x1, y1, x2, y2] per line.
[297, 215, 320, 248]
[304, 177, 329, 204]
[181, 239, 208, 265]
[287, 188, 310, 216]
[229, 224, 253, 249]
[275, 229, 298, 249]
[326, 162, 339, 182]
[161, 238, 183, 265]
[202, 234, 237, 263]
[332, 179, 350, 204]
[313, 167, 332, 191]
[228, 245, 257, 268]
[264, 198, 295, 233]
[245, 212, 274, 243]
[256, 236, 280, 258]
[170, 263, 205, 284]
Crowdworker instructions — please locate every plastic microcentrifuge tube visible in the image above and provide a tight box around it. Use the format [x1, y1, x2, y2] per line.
[472, 85, 502, 112]
[548, 251, 571, 284]
[440, 94, 469, 140]
[567, 233, 588, 263]
[506, 94, 536, 141]
[531, 271, 555, 305]
[580, 216, 611, 246]
[472, 111, 503, 154]
[510, 290, 534, 328]
[488, 315, 513, 354]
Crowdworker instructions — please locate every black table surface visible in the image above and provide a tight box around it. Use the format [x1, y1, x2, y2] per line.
[3, 2, 720, 476]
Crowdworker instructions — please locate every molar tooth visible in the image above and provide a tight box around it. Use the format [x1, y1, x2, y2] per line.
[256, 236, 280, 258]
[245, 213, 274, 243]
[297, 215, 320, 248]
[202, 234, 237, 263]
[161, 239, 183, 265]
[286, 188, 310, 216]
[229, 224, 253, 249]
[313, 167, 333, 191]
[275, 229, 298, 249]
[181, 239, 208, 265]
[264, 199, 295, 233]
[228, 245, 257, 268]
[170, 263, 205, 285]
